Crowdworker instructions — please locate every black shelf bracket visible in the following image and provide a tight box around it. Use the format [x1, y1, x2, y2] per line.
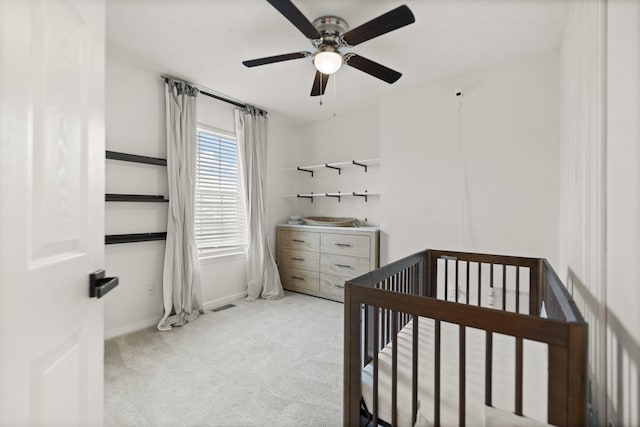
[105, 232, 167, 245]
[325, 163, 341, 175]
[326, 192, 342, 203]
[352, 190, 369, 202]
[106, 194, 168, 203]
[297, 193, 314, 203]
[352, 160, 368, 172]
[297, 166, 314, 177]
[106, 150, 167, 166]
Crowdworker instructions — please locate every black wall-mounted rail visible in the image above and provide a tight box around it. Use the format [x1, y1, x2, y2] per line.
[106, 194, 168, 203]
[106, 150, 167, 166]
[105, 232, 167, 245]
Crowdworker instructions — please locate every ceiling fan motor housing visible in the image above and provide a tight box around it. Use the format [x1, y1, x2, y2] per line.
[243, 1, 416, 95]
[313, 16, 349, 46]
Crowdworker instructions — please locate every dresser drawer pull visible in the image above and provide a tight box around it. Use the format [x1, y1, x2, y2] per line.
[292, 239, 305, 243]
[291, 276, 305, 281]
[292, 257, 305, 261]
[334, 284, 345, 289]
[335, 243, 352, 247]
[335, 264, 352, 269]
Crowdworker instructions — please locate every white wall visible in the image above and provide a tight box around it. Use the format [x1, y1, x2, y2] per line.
[379, 51, 560, 265]
[605, 0, 640, 425]
[559, 1, 607, 422]
[289, 107, 381, 227]
[104, 57, 168, 338]
[104, 55, 295, 338]
[560, 0, 640, 424]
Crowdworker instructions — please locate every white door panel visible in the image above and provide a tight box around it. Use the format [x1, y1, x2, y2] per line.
[0, 0, 105, 426]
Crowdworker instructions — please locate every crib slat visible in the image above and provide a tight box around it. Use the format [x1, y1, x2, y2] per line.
[490, 263, 494, 288]
[392, 311, 398, 426]
[466, 261, 470, 305]
[516, 267, 521, 313]
[515, 337, 523, 416]
[478, 262, 482, 307]
[412, 314, 419, 426]
[373, 307, 379, 425]
[434, 320, 441, 427]
[455, 260, 459, 302]
[502, 265, 507, 311]
[444, 259, 449, 300]
[460, 325, 466, 426]
[485, 331, 493, 406]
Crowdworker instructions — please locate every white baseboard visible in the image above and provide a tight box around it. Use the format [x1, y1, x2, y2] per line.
[105, 291, 248, 340]
[203, 291, 247, 310]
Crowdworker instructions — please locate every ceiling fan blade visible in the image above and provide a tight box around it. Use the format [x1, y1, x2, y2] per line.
[242, 52, 309, 67]
[266, 0, 321, 40]
[345, 54, 402, 84]
[310, 71, 329, 96]
[342, 5, 415, 47]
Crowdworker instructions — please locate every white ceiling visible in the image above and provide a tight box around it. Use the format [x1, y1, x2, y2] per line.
[107, 0, 568, 125]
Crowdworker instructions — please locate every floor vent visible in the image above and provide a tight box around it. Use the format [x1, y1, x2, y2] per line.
[211, 304, 236, 313]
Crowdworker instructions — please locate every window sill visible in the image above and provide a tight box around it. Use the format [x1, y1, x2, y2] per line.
[199, 251, 247, 265]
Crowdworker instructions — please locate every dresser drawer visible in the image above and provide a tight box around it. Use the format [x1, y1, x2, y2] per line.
[319, 273, 347, 302]
[321, 233, 370, 258]
[320, 253, 370, 277]
[280, 268, 320, 293]
[277, 229, 320, 252]
[277, 248, 319, 271]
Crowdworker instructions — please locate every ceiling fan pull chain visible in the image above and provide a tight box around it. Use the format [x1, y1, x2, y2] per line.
[333, 72, 337, 117]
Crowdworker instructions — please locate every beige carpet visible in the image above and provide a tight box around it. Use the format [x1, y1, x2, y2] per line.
[104, 292, 343, 426]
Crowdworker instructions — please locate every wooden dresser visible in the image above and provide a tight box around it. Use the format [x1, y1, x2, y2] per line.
[276, 224, 380, 302]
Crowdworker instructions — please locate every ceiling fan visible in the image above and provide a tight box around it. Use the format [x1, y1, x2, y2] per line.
[242, 0, 415, 96]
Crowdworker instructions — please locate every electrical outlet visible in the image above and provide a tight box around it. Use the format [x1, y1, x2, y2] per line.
[147, 285, 153, 296]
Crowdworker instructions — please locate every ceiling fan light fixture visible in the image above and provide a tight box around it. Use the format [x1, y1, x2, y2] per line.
[313, 49, 343, 75]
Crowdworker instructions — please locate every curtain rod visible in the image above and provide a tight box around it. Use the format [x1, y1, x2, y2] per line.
[161, 75, 267, 116]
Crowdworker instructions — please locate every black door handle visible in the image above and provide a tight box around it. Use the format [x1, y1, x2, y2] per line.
[89, 269, 119, 298]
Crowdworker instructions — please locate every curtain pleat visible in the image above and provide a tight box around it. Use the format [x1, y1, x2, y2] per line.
[235, 108, 284, 301]
[158, 80, 205, 331]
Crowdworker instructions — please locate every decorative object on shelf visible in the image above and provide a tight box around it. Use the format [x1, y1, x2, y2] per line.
[295, 158, 379, 177]
[288, 215, 304, 225]
[302, 216, 356, 227]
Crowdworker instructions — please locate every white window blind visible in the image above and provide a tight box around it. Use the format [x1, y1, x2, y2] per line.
[195, 128, 246, 257]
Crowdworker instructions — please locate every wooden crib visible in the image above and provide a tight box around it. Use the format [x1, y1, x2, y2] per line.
[343, 249, 587, 427]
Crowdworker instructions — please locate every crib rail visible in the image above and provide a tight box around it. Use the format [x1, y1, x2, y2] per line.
[344, 249, 587, 427]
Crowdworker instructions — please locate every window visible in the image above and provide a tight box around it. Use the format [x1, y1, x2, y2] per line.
[195, 127, 246, 257]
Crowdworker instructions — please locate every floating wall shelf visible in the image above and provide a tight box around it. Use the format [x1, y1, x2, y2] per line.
[106, 150, 167, 166]
[105, 150, 168, 245]
[105, 232, 167, 245]
[292, 191, 379, 203]
[296, 158, 379, 177]
[106, 194, 169, 202]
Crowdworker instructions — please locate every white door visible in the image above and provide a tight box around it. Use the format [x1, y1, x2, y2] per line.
[0, 0, 106, 425]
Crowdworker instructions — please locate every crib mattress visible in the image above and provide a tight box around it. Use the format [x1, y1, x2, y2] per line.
[361, 289, 550, 427]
